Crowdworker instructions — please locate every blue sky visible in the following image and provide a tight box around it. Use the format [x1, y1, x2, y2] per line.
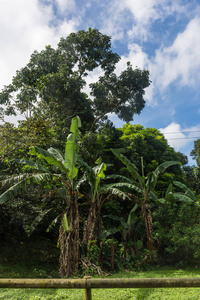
[1, 0, 200, 165]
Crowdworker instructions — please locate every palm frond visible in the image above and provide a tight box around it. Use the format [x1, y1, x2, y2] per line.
[149, 190, 159, 201]
[110, 149, 140, 180]
[30, 146, 67, 174]
[15, 158, 50, 173]
[25, 209, 52, 236]
[0, 173, 54, 205]
[102, 185, 129, 200]
[104, 182, 143, 195]
[48, 147, 65, 164]
[173, 181, 196, 201]
[98, 227, 119, 240]
[127, 204, 139, 226]
[1, 174, 30, 187]
[172, 192, 194, 203]
[0, 178, 29, 205]
[151, 161, 180, 189]
[104, 174, 134, 184]
[79, 159, 96, 186]
[46, 215, 60, 232]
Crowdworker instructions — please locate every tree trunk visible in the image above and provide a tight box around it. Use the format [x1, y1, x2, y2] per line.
[141, 201, 154, 252]
[59, 193, 79, 277]
[82, 201, 97, 245]
[110, 241, 115, 270]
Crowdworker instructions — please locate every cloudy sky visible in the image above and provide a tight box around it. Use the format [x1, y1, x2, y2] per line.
[1, 0, 200, 165]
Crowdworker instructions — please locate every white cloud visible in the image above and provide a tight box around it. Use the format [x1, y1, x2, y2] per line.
[151, 17, 200, 91]
[96, 0, 200, 107]
[122, 16, 200, 105]
[55, 0, 76, 13]
[160, 122, 188, 150]
[99, 1, 128, 41]
[100, 0, 188, 42]
[126, 0, 190, 41]
[125, 0, 160, 41]
[160, 122, 200, 153]
[0, 0, 79, 90]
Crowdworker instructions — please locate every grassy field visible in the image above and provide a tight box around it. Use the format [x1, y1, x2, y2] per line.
[1, 240, 200, 299]
[1, 268, 200, 299]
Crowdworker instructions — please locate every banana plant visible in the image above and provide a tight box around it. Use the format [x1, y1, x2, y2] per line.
[77, 157, 128, 248]
[157, 180, 196, 204]
[0, 116, 81, 277]
[102, 204, 140, 259]
[110, 149, 180, 252]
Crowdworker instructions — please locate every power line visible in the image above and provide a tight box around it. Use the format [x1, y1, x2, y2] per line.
[167, 137, 200, 140]
[160, 130, 200, 135]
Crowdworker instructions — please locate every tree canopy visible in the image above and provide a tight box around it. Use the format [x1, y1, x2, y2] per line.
[0, 28, 150, 145]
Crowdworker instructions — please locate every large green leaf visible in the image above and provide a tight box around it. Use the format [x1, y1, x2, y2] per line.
[127, 204, 139, 226]
[102, 186, 129, 200]
[105, 174, 134, 183]
[62, 213, 69, 232]
[172, 192, 194, 203]
[173, 181, 196, 201]
[0, 173, 53, 205]
[78, 159, 96, 187]
[0, 179, 27, 205]
[156, 198, 166, 204]
[70, 115, 81, 134]
[105, 182, 143, 195]
[110, 149, 141, 180]
[48, 148, 65, 164]
[65, 116, 81, 181]
[1, 174, 29, 187]
[93, 162, 106, 202]
[137, 240, 143, 250]
[46, 215, 60, 233]
[98, 227, 120, 240]
[25, 209, 52, 236]
[150, 161, 180, 189]
[149, 190, 159, 201]
[30, 146, 67, 174]
[166, 183, 173, 195]
[15, 158, 50, 173]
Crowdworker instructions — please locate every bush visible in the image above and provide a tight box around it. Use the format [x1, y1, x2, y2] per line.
[153, 201, 200, 265]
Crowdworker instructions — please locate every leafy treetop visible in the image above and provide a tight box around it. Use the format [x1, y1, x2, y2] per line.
[0, 28, 150, 143]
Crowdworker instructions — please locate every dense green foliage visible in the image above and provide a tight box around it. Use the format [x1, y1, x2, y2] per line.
[0, 28, 150, 147]
[0, 28, 200, 278]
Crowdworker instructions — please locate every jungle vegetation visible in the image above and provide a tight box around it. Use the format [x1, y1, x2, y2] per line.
[0, 28, 200, 278]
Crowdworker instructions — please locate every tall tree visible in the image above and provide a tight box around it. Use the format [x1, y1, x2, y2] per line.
[0, 28, 150, 146]
[118, 123, 188, 170]
[0, 118, 54, 161]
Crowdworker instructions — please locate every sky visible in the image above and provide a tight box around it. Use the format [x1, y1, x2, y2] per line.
[0, 0, 200, 165]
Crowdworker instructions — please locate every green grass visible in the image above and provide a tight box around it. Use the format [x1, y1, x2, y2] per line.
[1, 240, 200, 299]
[2, 268, 200, 299]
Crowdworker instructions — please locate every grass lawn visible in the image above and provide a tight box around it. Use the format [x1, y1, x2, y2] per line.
[1, 268, 200, 299]
[1, 240, 200, 299]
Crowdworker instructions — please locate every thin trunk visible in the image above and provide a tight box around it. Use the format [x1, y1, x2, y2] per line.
[82, 202, 97, 245]
[110, 241, 115, 270]
[141, 201, 154, 252]
[123, 237, 127, 260]
[59, 192, 79, 277]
